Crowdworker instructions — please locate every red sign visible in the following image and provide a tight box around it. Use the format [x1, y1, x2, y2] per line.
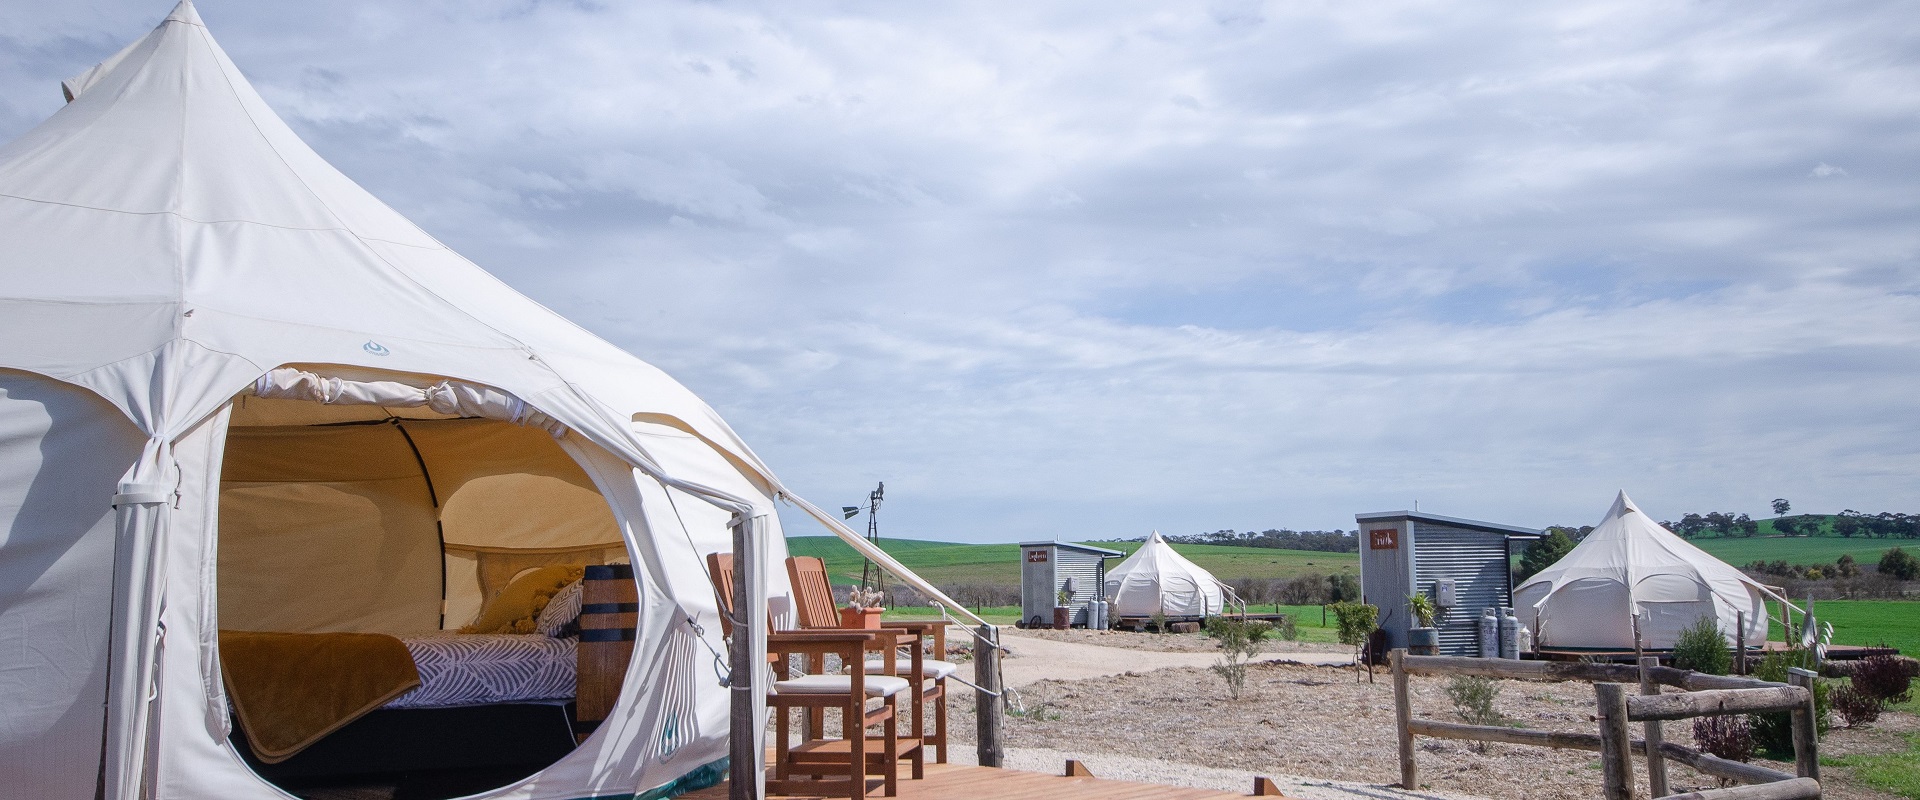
[1026, 550, 1049, 563]
[1368, 528, 1399, 550]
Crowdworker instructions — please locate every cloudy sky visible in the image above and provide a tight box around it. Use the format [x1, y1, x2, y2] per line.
[3, 1, 1916, 542]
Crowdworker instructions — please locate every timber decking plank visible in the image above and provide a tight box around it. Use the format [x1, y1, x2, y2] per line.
[682, 762, 1246, 799]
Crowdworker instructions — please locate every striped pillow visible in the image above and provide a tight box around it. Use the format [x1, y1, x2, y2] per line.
[536, 579, 584, 638]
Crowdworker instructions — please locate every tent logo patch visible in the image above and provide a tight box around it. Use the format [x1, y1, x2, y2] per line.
[362, 340, 391, 356]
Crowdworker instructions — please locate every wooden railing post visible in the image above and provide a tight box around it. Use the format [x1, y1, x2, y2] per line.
[1736, 611, 1747, 676]
[1596, 683, 1634, 800]
[728, 514, 768, 800]
[1639, 655, 1670, 798]
[975, 624, 1005, 768]
[1787, 668, 1819, 781]
[1392, 649, 1415, 790]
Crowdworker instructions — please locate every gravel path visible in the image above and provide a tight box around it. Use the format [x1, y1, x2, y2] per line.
[1008, 627, 1350, 654]
[998, 630, 1351, 687]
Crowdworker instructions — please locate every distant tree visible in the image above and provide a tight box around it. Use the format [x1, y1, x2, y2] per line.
[1326, 573, 1360, 603]
[1774, 516, 1804, 537]
[1517, 529, 1576, 582]
[1676, 513, 1709, 538]
[1735, 513, 1759, 537]
[1835, 554, 1861, 578]
[1880, 547, 1920, 581]
[1772, 498, 1791, 517]
[1169, 528, 1360, 553]
[1872, 512, 1920, 540]
[1834, 510, 1864, 539]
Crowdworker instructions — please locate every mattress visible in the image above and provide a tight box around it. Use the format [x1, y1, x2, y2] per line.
[383, 633, 576, 710]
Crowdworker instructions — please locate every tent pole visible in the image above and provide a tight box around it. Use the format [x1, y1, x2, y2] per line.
[389, 420, 448, 629]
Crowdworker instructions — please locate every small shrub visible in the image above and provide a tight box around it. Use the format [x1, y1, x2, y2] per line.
[1672, 616, 1731, 676]
[1272, 613, 1298, 642]
[1326, 573, 1360, 603]
[1850, 654, 1917, 705]
[1324, 601, 1378, 682]
[1879, 546, 1920, 580]
[1207, 617, 1275, 700]
[1750, 649, 1831, 758]
[1692, 715, 1756, 763]
[1447, 675, 1502, 726]
[1446, 675, 1502, 752]
[1833, 685, 1883, 728]
[1149, 609, 1168, 633]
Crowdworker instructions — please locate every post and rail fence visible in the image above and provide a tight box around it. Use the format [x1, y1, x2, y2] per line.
[1390, 650, 1821, 800]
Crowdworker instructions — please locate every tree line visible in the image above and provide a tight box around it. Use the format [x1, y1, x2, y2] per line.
[1141, 528, 1359, 553]
[1656, 503, 1919, 540]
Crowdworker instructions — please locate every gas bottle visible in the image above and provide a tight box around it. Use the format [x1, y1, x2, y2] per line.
[1499, 607, 1521, 660]
[1478, 607, 1500, 659]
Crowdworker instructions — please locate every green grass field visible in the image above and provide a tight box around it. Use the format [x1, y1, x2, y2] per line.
[1825, 733, 1920, 799]
[785, 536, 1356, 588]
[1690, 535, 1911, 567]
[1762, 599, 1920, 655]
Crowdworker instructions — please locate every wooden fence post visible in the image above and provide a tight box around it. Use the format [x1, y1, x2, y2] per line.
[1392, 648, 1415, 790]
[976, 624, 1005, 768]
[1787, 668, 1819, 781]
[1736, 611, 1747, 676]
[1595, 683, 1634, 800]
[1639, 655, 1670, 798]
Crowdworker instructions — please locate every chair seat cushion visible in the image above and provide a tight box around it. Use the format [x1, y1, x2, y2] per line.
[863, 658, 959, 679]
[772, 674, 910, 697]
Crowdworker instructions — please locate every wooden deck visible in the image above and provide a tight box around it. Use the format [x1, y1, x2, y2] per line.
[681, 763, 1256, 799]
[1531, 642, 1898, 663]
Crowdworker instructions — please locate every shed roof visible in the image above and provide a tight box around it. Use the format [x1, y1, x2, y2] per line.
[1354, 510, 1543, 538]
[1019, 541, 1125, 557]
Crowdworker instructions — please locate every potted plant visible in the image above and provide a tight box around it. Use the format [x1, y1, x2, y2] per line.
[1052, 587, 1074, 630]
[840, 586, 885, 629]
[1407, 592, 1440, 656]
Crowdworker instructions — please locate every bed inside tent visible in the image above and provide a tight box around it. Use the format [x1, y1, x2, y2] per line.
[215, 368, 641, 796]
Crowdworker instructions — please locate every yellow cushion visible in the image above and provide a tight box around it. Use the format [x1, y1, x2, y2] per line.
[460, 565, 584, 634]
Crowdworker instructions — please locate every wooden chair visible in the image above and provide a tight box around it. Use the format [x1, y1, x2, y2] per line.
[788, 555, 845, 630]
[708, 553, 924, 795]
[787, 556, 955, 763]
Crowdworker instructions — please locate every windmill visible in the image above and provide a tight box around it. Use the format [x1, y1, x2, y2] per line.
[840, 482, 885, 594]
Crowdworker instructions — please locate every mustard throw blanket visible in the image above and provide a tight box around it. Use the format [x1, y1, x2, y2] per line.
[219, 631, 422, 763]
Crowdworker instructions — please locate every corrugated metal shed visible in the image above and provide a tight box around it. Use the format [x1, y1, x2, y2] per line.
[1355, 511, 1542, 656]
[1018, 541, 1122, 628]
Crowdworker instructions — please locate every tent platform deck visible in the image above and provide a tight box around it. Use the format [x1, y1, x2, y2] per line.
[1111, 615, 1206, 632]
[683, 762, 1266, 799]
[1528, 642, 1898, 663]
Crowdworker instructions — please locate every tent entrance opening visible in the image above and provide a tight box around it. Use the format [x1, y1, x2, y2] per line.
[215, 394, 635, 797]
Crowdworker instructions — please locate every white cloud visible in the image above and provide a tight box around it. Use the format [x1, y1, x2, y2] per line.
[4, 0, 1918, 539]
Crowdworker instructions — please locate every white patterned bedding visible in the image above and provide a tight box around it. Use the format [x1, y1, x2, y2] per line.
[382, 633, 576, 710]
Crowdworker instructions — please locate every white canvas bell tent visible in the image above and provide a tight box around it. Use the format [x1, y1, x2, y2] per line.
[1104, 531, 1227, 618]
[1513, 491, 1788, 651]
[0, 4, 981, 800]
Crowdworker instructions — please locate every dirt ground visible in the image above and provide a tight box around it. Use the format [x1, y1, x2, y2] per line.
[939, 655, 1916, 800]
